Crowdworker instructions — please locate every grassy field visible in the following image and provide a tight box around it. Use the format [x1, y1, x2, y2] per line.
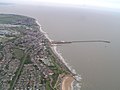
[13, 48, 24, 60]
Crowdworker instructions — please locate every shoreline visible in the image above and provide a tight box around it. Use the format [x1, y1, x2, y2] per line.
[36, 20, 81, 90]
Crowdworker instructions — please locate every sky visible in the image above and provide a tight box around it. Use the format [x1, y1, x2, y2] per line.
[1, 0, 120, 9]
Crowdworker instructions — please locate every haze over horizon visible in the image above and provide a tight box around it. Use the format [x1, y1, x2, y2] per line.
[0, 0, 120, 9]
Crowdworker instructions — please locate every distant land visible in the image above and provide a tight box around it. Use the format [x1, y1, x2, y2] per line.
[0, 2, 14, 5]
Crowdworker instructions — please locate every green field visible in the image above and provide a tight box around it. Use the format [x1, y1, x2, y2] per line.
[13, 48, 24, 60]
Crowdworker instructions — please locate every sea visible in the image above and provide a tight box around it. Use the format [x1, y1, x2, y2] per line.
[0, 4, 120, 90]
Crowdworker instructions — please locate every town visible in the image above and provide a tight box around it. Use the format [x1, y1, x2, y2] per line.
[0, 14, 79, 90]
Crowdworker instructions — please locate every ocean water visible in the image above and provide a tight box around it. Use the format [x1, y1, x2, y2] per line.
[0, 4, 120, 90]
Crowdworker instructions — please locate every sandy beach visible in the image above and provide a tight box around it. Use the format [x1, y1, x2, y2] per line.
[62, 75, 74, 90]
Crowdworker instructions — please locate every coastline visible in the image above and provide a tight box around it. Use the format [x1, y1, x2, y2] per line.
[36, 20, 81, 90]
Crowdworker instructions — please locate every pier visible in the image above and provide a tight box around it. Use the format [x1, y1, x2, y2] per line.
[51, 40, 110, 45]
